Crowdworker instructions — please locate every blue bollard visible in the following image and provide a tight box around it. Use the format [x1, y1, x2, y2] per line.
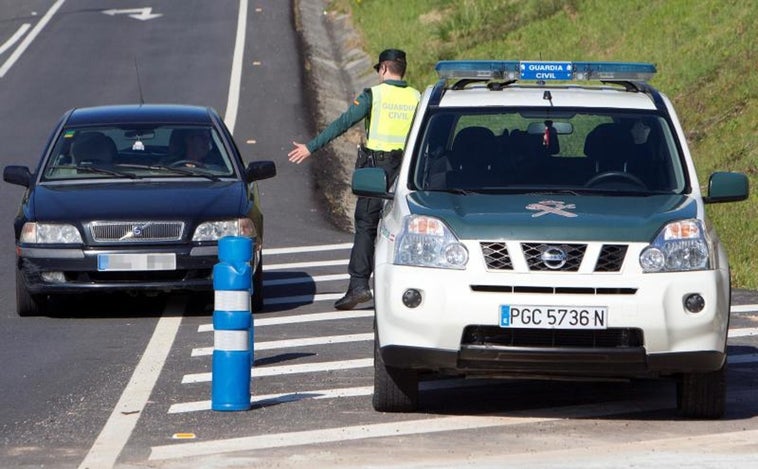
[211, 236, 254, 411]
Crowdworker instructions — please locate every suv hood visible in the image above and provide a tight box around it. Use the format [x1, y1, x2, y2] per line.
[406, 192, 697, 242]
[30, 181, 246, 221]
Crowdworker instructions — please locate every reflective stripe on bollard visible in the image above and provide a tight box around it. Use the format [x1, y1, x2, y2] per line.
[211, 236, 253, 411]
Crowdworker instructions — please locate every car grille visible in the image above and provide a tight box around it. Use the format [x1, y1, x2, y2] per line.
[462, 325, 644, 348]
[480, 242, 628, 272]
[90, 221, 185, 243]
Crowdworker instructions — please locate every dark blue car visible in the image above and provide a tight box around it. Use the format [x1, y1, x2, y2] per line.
[3, 104, 276, 316]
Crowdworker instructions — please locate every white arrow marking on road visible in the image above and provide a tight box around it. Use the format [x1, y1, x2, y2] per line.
[102, 8, 163, 21]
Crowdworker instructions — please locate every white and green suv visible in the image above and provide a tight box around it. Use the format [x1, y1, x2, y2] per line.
[352, 61, 749, 418]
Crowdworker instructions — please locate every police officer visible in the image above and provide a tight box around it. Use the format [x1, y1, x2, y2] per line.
[288, 49, 420, 310]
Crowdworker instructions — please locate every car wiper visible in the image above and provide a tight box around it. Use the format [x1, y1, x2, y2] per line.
[118, 163, 221, 182]
[73, 165, 139, 179]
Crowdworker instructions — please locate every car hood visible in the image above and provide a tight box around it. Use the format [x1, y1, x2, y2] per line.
[405, 192, 697, 242]
[30, 181, 247, 221]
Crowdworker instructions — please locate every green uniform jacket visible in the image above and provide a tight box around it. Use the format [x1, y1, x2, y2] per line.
[305, 79, 412, 154]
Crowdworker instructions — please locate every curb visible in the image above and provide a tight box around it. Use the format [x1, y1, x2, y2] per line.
[294, 0, 376, 233]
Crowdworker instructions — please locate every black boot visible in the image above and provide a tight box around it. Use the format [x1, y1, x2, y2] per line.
[334, 286, 373, 310]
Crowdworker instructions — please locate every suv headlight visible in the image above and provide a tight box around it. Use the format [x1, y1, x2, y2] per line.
[20, 222, 82, 244]
[639, 219, 710, 272]
[394, 215, 468, 269]
[192, 218, 255, 241]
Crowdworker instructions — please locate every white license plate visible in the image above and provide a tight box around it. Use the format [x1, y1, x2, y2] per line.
[500, 305, 607, 329]
[97, 253, 177, 271]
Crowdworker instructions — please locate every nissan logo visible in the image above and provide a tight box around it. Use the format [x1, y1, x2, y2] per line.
[541, 246, 567, 269]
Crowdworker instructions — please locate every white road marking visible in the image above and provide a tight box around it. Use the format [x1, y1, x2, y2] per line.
[182, 358, 373, 384]
[198, 310, 373, 332]
[263, 242, 352, 255]
[222, 0, 247, 133]
[191, 332, 373, 356]
[150, 397, 674, 461]
[732, 304, 758, 313]
[169, 385, 374, 414]
[0, 0, 65, 77]
[728, 327, 758, 338]
[263, 292, 344, 306]
[264, 273, 349, 287]
[265, 259, 349, 270]
[0, 23, 31, 56]
[78, 299, 184, 469]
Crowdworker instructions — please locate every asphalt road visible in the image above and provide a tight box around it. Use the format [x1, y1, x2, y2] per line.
[1, 2, 757, 468]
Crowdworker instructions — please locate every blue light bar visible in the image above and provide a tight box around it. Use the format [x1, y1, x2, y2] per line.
[435, 60, 656, 82]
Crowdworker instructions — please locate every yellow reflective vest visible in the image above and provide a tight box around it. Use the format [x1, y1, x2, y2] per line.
[365, 83, 420, 152]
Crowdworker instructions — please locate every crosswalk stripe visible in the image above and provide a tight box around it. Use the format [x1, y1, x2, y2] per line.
[197, 310, 373, 332]
[263, 243, 352, 255]
[264, 273, 349, 287]
[191, 333, 374, 356]
[181, 358, 373, 384]
[266, 259, 348, 271]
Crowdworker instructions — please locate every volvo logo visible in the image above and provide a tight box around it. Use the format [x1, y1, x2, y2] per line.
[120, 222, 151, 240]
[541, 246, 567, 269]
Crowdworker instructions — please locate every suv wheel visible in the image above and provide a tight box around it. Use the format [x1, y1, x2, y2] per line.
[16, 269, 46, 317]
[676, 363, 727, 419]
[373, 332, 418, 412]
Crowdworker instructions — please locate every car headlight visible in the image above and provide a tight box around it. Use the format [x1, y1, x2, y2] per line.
[192, 218, 255, 241]
[20, 222, 83, 244]
[639, 219, 710, 272]
[394, 215, 468, 269]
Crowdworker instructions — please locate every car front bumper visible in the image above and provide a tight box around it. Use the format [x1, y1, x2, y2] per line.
[18, 244, 223, 294]
[374, 263, 730, 379]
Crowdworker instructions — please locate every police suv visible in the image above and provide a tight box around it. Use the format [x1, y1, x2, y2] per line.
[352, 60, 749, 418]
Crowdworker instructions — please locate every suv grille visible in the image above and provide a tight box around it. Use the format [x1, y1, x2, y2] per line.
[462, 325, 644, 348]
[481, 242, 628, 272]
[90, 221, 185, 243]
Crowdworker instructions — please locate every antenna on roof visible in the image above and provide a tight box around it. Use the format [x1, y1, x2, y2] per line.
[134, 57, 145, 105]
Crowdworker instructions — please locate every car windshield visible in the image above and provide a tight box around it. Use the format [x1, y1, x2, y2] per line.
[412, 109, 687, 195]
[41, 125, 236, 181]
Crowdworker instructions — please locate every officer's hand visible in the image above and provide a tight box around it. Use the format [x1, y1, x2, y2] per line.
[288, 142, 311, 164]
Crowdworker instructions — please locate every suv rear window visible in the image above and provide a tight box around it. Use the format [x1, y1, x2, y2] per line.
[412, 109, 686, 194]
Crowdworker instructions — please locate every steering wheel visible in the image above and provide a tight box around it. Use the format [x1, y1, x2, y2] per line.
[169, 159, 205, 168]
[585, 171, 647, 189]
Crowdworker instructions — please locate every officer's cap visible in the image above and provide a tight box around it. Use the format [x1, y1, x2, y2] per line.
[373, 49, 407, 71]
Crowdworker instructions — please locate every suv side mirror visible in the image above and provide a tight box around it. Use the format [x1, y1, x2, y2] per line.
[245, 161, 276, 183]
[704, 171, 749, 204]
[352, 167, 393, 200]
[3, 165, 33, 187]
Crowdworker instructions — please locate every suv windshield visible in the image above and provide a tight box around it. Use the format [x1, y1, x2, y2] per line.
[412, 109, 686, 194]
[42, 125, 236, 181]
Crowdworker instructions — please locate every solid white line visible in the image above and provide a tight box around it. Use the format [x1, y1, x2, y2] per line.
[197, 310, 374, 332]
[192, 332, 373, 356]
[78, 302, 183, 469]
[263, 242, 353, 256]
[731, 304, 758, 314]
[265, 259, 349, 271]
[150, 398, 672, 460]
[264, 273, 349, 287]
[169, 385, 374, 414]
[0, 0, 65, 77]
[222, 0, 247, 132]
[0, 23, 31, 56]
[182, 358, 373, 384]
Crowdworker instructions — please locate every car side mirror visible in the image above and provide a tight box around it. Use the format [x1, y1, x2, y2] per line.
[3, 165, 33, 187]
[245, 161, 276, 183]
[703, 171, 749, 204]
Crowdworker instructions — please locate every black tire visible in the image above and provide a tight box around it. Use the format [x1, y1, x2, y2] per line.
[251, 255, 263, 313]
[676, 362, 727, 419]
[372, 333, 418, 412]
[15, 269, 46, 317]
